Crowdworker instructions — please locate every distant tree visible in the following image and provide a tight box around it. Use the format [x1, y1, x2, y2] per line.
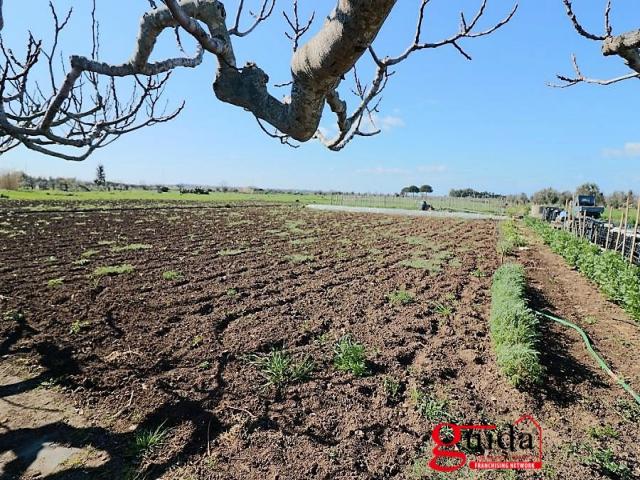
[94, 164, 106, 188]
[575, 183, 604, 204]
[559, 191, 573, 206]
[532, 188, 561, 205]
[22, 173, 36, 190]
[506, 193, 530, 205]
[408, 185, 420, 195]
[0, 171, 22, 190]
[607, 190, 636, 208]
[419, 185, 433, 195]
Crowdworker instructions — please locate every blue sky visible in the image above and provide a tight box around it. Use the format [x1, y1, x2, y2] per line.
[1, 0, 639, 195]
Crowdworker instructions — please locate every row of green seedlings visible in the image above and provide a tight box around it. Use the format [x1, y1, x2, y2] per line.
[497, 219, 526, 259]
[247, 335, 369, 389]
[490, 263, 543, 387]
[526, 217, 640, 321]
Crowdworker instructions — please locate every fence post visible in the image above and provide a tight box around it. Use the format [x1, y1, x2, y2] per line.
[622, 195, 631, 257]
[605, 208, 612, 250]
[630, 197, 640, 265]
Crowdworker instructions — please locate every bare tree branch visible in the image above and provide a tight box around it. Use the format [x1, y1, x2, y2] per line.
[557, 0, 640, 87]
[315, 0, 517, 150]
[0, 0, 518, 158]
[283, 1, 315, 52]
[0, 1, 187, 160]
[229, 0, 277, 37]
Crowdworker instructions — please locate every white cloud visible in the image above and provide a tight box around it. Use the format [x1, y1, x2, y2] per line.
[359, 114, 406, 133]
[318, 114, 405, 144]
[356, 166, 410, 175]
[376, 115, 405, 131]
[356, 164, 449, 176]
[416, 164, 448, 174]
[602, 142, 640, 158]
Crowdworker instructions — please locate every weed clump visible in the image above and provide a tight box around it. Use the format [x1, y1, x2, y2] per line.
[92, 264, 135, 277]
[382, 376, 402, 401]
[47, 277, 64, 287]
[162, 270, 183, 281]
[132, 422, 169, 458]
[249, 349, 314, 388]
[410, 388, 452, 423]
[285, 253, 314, 264]
[386, 290, 415, 306]
[110, 243, 152, 253]
[333, 335, 368, 377]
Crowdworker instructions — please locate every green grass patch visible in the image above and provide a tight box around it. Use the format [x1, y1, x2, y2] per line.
[162, 270, 183, 281]
[248, 349, 314, 388]
[92, 264, 135, 277]
[400, 249, 453, 274]
[291, 238, 315, 246]
[490, 263, 542, 387]
[81, 249, 100, 258]
[433, 301, 454, 318]
[132, 422, 169, 458]
[333, 335, 369, 377]
[399, 257, 440, 274]
[218, 248, 244, 257]
[285, 253, 314, 264]
[47, 277, 65, 287]
[386, 289, 415, 306]
[0, 188, 334, 205]
[406, 236, 432, 246]
[110, 243, 152, 253]
[410, 388, 452, 423]
[588, 425, 619, 440]
[382, 376, 402, 401]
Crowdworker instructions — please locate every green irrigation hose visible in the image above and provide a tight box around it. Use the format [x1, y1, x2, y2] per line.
[534, 310, 640, 406]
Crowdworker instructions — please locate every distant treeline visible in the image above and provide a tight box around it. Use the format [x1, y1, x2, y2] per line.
[449, 188, 505, 199]
[0, 171, 351, 196]
[449, 188, 530, 205]
[532, 183, 637, 207]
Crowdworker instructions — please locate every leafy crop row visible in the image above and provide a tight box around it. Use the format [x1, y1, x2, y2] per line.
[490, 263, 542, 387]
[526, 218, 640, 321]
[497, 219, 526, 258]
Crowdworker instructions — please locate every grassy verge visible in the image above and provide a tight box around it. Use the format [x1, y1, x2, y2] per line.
[0, 189, 332, 204]
[526, 218, 640, 321]
[605, 207, 638, 227]
[490, 263, 542, 387]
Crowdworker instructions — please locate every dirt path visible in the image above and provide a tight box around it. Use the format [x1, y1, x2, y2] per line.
[0, 362, 109, 479]
[511, 227, 640, 479]
[518, 228, 640, 394]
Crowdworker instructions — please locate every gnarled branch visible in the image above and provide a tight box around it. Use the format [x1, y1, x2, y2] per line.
[1, 0, 518, 158]
[556, 0, 640, 87]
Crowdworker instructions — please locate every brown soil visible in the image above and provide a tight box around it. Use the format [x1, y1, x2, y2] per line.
[0, 203, 638, 479]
